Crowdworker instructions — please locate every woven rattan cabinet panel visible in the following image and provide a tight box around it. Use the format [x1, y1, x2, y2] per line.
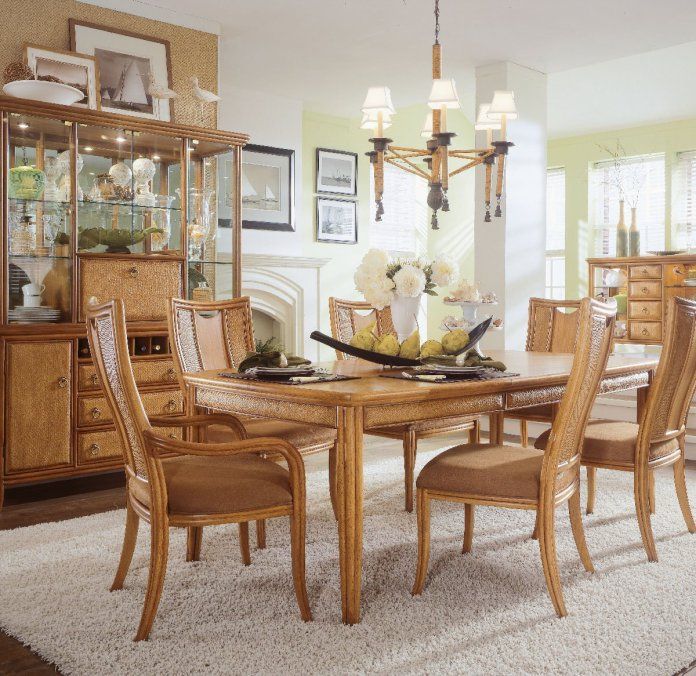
[5, 341, 72, 472]
[78, 258, 183, 322]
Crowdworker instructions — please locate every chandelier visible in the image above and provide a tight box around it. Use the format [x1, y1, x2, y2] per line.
[361, 0, 518, 228]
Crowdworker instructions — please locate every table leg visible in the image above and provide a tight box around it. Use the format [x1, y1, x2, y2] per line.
[489, 412, 504, 445]
[335, 405, 364, 624]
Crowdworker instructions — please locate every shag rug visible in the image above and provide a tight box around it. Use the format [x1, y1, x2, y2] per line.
[1, 447, 695, 675]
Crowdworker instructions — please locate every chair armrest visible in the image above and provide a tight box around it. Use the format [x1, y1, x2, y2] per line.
[149, 414, 247, 440]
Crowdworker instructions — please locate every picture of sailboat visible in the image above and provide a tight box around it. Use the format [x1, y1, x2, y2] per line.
[242, 163, 281, 212]
[94, 48, 154, 115]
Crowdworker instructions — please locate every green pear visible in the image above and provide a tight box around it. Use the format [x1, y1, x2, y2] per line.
[349, 323, 376, 351]
[374, 333, 400, 356]
[442, 329, 470, 355]
[399, 330, 421, 359]
[420, 339, 444, 358]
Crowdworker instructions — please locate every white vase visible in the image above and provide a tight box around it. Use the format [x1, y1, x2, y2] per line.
[390, 294, 421, 342]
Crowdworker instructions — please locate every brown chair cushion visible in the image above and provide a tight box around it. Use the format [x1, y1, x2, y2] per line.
[417, 443, 543, 501]
[534, 420, 679, 465]
[207, 419, 337, 451]
[130, 454, 292, 516]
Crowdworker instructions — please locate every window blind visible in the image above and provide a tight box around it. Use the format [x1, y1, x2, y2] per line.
[674, 150, 696, 250]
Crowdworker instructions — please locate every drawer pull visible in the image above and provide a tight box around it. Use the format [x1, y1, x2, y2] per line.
[91, 407, 102, 420]
[90, 373, 99, 386]
[165, 399, 178, 413]
[57, 376, 69, 388]
[89, 443, 100, 456]
[167, 368, 177, 381]
[169, 433, 177, 439]
[642, 268, 648, 275]
[128, 266, 139, 278]
[641, 287, 649, 294]
[642, 307, 648, 314]
[641, 328, 649, 336]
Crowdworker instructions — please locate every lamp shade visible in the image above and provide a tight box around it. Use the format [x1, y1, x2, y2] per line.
[361, 86, 395, 115]
[360, 111, 392, 130]
[474, 104, 501, 131]
[420, 112, 433, 138]
[487, 90, 518, 119]
[428, 78, 460, 109]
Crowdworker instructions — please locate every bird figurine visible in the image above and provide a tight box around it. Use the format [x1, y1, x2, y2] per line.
[148, 73, 177, 100]
[190, 76, 220, 120]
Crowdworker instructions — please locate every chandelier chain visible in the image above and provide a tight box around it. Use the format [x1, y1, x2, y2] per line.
[434, 0, 440, 44]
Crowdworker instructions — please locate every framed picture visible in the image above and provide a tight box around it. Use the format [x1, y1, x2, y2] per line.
[316, 148, 358, 196]
[69, 19, 173, 122]
[24, 44, 100, 110]
[316, 197, 358, 244]
[242, 144, 295, 232]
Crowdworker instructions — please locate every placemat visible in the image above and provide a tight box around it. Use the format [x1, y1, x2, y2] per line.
[379, 368, 520, 383]
[218, 371, 360, 385]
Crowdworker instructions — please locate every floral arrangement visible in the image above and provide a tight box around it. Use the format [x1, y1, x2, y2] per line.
[354, 248, 458, 310]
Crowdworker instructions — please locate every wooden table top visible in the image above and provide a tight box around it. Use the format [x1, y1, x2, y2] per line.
[184, 350, 658, 406]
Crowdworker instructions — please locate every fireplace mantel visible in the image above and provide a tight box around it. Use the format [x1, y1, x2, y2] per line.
[242, 254, 331, 269]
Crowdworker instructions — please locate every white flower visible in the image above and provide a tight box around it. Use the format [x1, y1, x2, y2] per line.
[431, 254, 459, 287]
[361, 248, 390, 270]
[364, 284, 394, 310]
[393, 264, 426, 298]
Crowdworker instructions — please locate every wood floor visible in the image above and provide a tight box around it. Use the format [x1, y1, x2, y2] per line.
[1, 449, 695, 675]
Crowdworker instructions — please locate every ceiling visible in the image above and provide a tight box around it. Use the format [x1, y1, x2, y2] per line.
[98, 0, 696, 134]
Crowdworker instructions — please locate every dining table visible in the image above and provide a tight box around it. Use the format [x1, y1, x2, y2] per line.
[183, 349, 659, 625]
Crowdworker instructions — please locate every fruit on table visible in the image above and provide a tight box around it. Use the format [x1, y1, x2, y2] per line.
[349, 323, 376, 351]
[399, 330, 421, 359]
[420, 339, 443, 358]
[374, 333, 400, 356]
[442, 329, 470, 354]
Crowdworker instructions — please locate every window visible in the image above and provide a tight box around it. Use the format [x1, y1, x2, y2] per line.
[590, 153, 665, 256]
[545, 167, 565, 299]
[369, 162, 427, 257]
[674, 150, 696, 251]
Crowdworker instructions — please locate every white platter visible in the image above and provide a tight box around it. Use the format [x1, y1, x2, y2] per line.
[3, 80, 83, 106]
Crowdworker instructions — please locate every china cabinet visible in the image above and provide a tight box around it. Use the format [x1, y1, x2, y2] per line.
[0, 95, 247, 506]
[588, 253, 696, 345]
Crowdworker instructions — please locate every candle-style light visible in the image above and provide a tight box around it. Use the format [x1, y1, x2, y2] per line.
[360, 0, 517, 228]
[474, 104, 501, 222]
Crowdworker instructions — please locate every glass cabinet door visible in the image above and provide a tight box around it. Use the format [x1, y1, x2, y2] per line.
[186, 140, 239, 300]
[6, 113, 73, 322]
[75, 124, 182, 254]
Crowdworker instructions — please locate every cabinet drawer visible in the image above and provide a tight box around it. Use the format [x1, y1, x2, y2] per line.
[78, 390, 183, 427]
[78, 358, 177, 391]
[77, 426, 183, 464]
[628, 280, 662, 299]
[628, 300, 662, 321]
[79, 258, 183, 322]
[629, 264, 662, 280]
[628, 321, 662, 342]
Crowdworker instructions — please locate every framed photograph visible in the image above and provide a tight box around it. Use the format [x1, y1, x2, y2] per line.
[316, 197, 358, 244]
[24, 44, 100, 110]
[242, 144, 295, 232]
[70, 19, 173, 122]
[316, 148, 358, 196]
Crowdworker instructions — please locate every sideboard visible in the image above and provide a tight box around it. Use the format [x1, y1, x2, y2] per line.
[588, 253, 696, 345]
[0, 96, 247, 507]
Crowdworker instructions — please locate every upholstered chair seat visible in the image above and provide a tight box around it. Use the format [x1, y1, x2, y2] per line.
[129, 454, 292, 515]
[534, 420, 679, 466]
[207, 418, 336, 450]
[418, 444, 544, 501]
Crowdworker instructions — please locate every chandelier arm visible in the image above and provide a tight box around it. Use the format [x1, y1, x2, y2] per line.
[388, 145, 431, 155]
[384, 157, 432, 181]
[386, 151, 431, 160]
[447, 158, 483, 179]
[448, 149, 494, 156]
[386, 147, 432, 180]
[448, 153, 484, 161]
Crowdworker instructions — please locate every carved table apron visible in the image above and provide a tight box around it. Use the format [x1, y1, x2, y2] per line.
[184, 350, 657, 625]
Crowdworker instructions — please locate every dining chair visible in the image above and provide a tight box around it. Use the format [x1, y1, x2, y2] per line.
[507, 298, 581, 448]
[413, 298, 615, 617]
[535, 296, 696, 562]
[86, 300, 311, 641]
[169, 296, 337, 538]
[329, 296, 481, 513]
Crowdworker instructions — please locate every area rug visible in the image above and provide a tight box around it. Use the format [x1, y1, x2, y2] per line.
[1, 448, 695, 675]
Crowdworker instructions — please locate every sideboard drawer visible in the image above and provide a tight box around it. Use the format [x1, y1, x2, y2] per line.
[628, 300, 662, 321]
[628, 280, 662, 299]
[78, 358, 178, 391]
[629, 264, 662, 280]
[79, 258, 183, 322]
[77, 429, 123, 464]
[78, 390, 183, 427]
[629, 321, 662, 342]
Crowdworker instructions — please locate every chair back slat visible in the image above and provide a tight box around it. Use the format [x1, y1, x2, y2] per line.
[86, 300, 152, 481]
[328, 297, 395, 359]
[639, 297, 696, 460]
[526, 298, 581, 353]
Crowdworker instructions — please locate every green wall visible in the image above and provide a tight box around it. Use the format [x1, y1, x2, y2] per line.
[548, 117, 696, 298]
[301, 106, 475, 345]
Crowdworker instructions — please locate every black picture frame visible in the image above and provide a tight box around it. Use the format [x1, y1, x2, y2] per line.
[242, 144, 295, 232]
[316, 197, 358, 244]
[316, 147, 358, 197]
